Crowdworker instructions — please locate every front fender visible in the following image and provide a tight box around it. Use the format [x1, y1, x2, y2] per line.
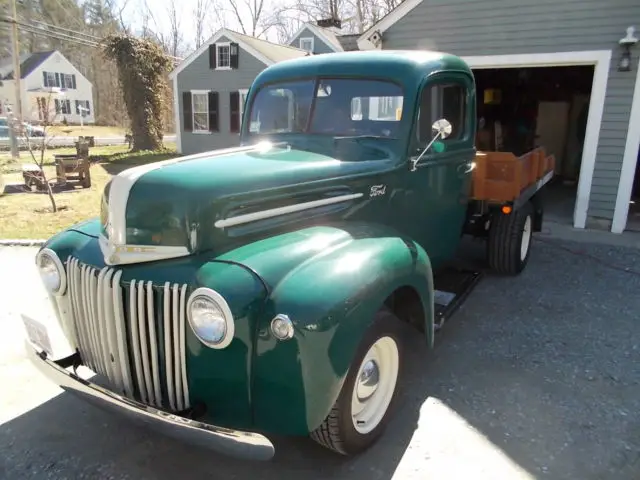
[242, 223, 434, 435]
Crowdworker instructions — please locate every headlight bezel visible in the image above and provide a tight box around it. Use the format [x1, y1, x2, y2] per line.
[186, 287, 235, 349]
[35, 247, 67, 296]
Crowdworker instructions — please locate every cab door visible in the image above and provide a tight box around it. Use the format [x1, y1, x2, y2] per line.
[403, 71, 476, 267]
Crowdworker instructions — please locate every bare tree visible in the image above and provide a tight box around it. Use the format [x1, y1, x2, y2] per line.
[18, 89, 67, 212]
[213, 0, 276, 39]
[193, 0, 212, 48]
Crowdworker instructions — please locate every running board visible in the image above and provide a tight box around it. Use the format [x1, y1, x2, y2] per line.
[433, 266, 483, 332]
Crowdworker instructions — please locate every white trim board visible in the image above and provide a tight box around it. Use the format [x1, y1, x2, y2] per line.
[461, 50, 613, 230]
[172, 74, 181, 153]
[169, 28, 274, 80]
[611, 61, 640, 233]
[357, 0, 423, 50]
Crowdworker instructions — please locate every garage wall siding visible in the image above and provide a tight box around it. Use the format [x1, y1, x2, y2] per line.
[177, 36, 268, 155]
[381, 0, 640, 222]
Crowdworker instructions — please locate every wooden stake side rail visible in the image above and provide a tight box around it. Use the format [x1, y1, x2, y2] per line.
[471, 146, 555, 204]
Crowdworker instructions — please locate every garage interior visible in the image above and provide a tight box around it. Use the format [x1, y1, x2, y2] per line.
[472, 65, 595, 225]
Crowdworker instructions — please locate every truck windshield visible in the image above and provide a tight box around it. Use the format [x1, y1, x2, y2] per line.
[245, 78, 404, 139]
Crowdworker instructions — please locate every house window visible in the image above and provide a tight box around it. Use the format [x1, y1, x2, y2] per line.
[299, 37, 314, 53]
[217, 43, 231, 69]
[417, 82, 467, 143]
[76, 100, 91, 116]
[63, 74, 74, 89]
[55, 99, 71, 115]
[239, 89, 249, 123]
[192, 91, 210, 132]
[44, 71, 56, 88]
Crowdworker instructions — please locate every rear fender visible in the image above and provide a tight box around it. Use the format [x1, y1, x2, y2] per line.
[250, 226, 434, 434]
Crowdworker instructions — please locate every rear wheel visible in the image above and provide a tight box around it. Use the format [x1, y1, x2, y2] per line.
[310, 308, 402, 455]
[487, 201, 534, 275]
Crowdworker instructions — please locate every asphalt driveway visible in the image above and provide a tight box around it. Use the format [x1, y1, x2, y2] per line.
[1, 237, 639, 480]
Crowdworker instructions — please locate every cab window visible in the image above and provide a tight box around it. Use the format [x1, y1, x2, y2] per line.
[416, 82, 467, 144]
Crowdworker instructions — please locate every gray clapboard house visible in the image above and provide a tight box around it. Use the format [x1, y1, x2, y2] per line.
[287, 19, 361, 54]
[355, 0, 640, 234]
[169, 28, 309, 155]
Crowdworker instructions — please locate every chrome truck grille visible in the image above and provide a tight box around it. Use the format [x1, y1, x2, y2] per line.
[65, 257, 191, 412]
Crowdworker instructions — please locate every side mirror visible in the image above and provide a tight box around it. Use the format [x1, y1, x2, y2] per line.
[432, 119, 452, 139]
[410, 118, 453, 171]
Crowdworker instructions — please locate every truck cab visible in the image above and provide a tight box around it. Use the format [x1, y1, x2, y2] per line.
[239, 50, 476, 267]
[23, 50, 545, 461]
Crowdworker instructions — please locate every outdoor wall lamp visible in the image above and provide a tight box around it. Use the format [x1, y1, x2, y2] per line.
[618, 26, 638, 72]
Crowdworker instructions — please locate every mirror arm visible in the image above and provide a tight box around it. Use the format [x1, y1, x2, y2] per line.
[410, 132, 442, 172]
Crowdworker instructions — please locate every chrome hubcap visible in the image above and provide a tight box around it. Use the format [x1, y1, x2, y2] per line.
[520, 215, 532, 261]
[356, 359, 380, 402]
[351, 336, 399, 435]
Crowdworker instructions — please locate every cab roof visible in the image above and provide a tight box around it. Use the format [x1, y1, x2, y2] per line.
[252, 50, 472, 88]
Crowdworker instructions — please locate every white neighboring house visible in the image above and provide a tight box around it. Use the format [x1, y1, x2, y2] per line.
[0, 50, 95, 125]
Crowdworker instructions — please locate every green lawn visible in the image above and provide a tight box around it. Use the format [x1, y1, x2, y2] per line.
[0, 143, 179, 239]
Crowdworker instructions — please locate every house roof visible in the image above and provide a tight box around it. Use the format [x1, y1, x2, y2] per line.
[357, 0, 423, 50]
[169, 28, 309, 80]
[0, 51, 56, 80]
[336, 34, 360, 52]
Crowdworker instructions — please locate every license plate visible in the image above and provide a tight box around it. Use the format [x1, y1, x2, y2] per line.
[22, 314, 53, 356]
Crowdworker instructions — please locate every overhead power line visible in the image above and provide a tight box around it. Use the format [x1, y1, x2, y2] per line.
[0, 17, 183, 62]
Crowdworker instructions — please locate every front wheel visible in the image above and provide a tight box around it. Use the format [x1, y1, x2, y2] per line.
[310, 308, 403, 455]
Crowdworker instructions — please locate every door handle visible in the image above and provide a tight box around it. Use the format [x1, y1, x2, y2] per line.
[457, 162, 476, 175]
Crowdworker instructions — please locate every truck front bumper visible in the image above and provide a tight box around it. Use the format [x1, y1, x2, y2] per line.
[25, 341, 275, 461]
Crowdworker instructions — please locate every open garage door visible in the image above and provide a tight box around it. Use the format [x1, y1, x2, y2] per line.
[462, 51, 611, 230]
[471, 65, 594, 226]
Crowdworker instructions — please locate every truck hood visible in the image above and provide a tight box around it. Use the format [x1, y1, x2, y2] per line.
[100, 142, 396, 265]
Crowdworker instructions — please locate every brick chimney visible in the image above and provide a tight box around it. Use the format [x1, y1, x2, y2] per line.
[317, 17, 342, 34]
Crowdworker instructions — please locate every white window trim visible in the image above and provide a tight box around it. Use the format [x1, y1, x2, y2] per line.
[191, 89, 211, 134]
[216, 42, 232, 70]
[612, 59, 640, 233]
[239, 88, 249, 126]
[461, 50, 612, 231]
[299, 37, 314, 53]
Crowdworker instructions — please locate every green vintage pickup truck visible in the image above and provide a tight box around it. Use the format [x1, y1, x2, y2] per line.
[23, 50, 551, 461]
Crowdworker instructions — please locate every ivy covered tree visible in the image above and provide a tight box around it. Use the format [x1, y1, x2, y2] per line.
[103, 34, 172, 151]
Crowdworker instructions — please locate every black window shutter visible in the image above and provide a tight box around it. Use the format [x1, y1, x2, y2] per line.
[75, 100, 80, 114]
[55, 72, 60, 87]
[54, 99, 60, 114]
[182, 92, 193, 131]
[85, 100, 90, 115]
[230, 43, 239, 69]
[43, 71, 48, 87]
[72, 74, 76, 89]
[230, 91, 240, 133]
[208, 91, 219, 131]
[209, 44, 217, 69]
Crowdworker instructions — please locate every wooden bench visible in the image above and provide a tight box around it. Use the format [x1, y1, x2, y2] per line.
[54, 141, 91, 188]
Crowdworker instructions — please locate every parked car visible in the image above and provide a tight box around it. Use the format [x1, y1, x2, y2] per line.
[22, 50, 552, 461]
[23, 122, 45, 137]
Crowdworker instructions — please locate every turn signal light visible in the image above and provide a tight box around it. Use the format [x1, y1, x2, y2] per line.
[501, 205, 512, 214]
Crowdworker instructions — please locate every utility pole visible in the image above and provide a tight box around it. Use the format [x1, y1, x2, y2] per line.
[10, 0, 23, 159]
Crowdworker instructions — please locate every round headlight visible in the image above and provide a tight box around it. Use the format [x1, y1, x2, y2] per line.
[186, 288, 235, 349]
[35, 248, 66, 295]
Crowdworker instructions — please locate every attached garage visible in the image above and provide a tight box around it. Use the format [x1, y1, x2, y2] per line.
[357, 0, 640, 234]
